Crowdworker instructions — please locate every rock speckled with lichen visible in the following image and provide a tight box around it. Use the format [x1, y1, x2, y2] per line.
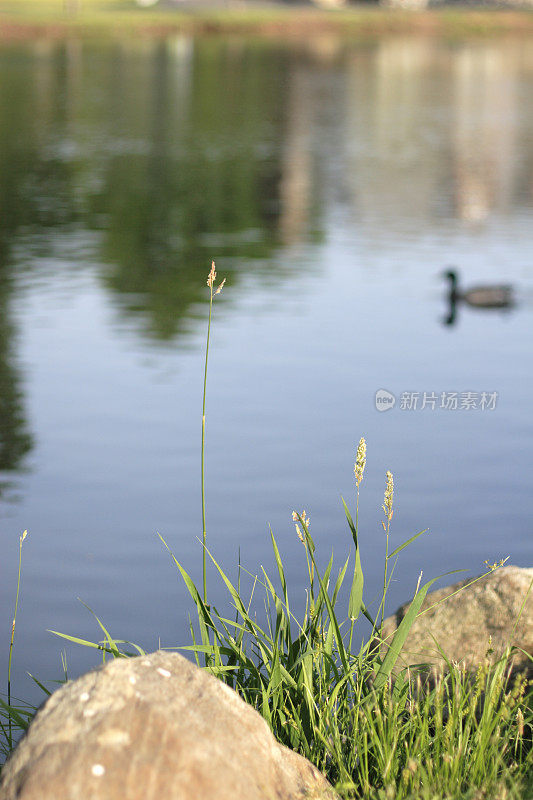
[0, 650, 339, 800]
[381, 565, 533, 676]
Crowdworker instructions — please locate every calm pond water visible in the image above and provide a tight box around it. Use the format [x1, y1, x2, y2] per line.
[1, 34, 532, 704]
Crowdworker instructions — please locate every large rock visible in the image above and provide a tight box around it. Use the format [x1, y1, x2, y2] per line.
[0, 651, 338, 800]
[381, 565, 533, 675]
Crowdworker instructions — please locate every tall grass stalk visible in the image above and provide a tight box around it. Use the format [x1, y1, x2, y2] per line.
[349, 437, 366, 654]
[6, 531, 27, 750]
[201, 261, 225, 604]
[381, 471, 393, 632]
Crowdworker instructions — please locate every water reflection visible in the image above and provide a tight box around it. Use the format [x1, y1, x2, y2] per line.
[88, 42, 281, 336]
[0, 47, 43, 497]
[0, 34, 532, 490]
[0, 295, 33, 499]
[453, 43, 520, 223]
[1, 39, 310, 340]
[2, 37, 533, 319]
[344, 37, 533, 230]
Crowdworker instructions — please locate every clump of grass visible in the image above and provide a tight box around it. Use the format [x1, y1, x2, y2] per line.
[2, 266, 532, 800]
[155, 502, 531, 798]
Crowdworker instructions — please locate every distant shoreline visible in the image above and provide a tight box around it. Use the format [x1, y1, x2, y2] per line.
[2, 6, 533, 41]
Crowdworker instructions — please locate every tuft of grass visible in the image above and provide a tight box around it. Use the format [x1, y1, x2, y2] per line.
[50, 509, 533, 799]
[153, 523, 532, 798]
[0, 695, 34, 766]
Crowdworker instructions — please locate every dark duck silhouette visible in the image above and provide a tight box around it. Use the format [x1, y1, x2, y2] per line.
[445, 270, 514, 308]
[443, 270, 514, 325]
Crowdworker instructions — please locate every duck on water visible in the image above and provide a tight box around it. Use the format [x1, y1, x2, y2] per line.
[443, 270, 515, 325]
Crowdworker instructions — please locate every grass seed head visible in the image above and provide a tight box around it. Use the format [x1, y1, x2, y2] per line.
[517, 707, 524, 737]
[484, 556, 509, 572]
[207, 260, 216, 288]
[207, 261, 225, 295]
[354, 437, 367, 487]
[382, 470, 394, 521]
[292, 510, 309, 542]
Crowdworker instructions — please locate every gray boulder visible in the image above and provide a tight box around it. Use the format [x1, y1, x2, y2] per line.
[0, 650, 338, 800]
[381, 565, 533, 675]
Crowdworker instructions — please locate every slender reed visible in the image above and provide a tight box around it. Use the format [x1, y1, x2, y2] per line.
[349, 437, 366, 651]
[201, 261, 225, 604]
[381, 470, 394, 631]
[7, 530, 27, 749]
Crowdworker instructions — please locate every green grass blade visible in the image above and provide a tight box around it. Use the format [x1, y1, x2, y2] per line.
[0, 698, 31, 732]
[342, 497, 364, 621]
[332, 555, 350, 606]
[26, 673, 52, 697]
[159, 534, 214, 652]
[76, 599, 121, 658]
[373, 575, 442, 689]
[361, 602, 376, 628]
[388, 529, 429, 559]
[300, 527, 350, 676]
[48, 631, 127, 656]
[205, 547, 250, 620]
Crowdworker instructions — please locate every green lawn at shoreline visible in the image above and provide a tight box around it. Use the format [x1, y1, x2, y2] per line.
[1, 0, 533, 39]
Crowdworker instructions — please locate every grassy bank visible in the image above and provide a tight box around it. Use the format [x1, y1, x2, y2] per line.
[1, 0, 533, 40]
